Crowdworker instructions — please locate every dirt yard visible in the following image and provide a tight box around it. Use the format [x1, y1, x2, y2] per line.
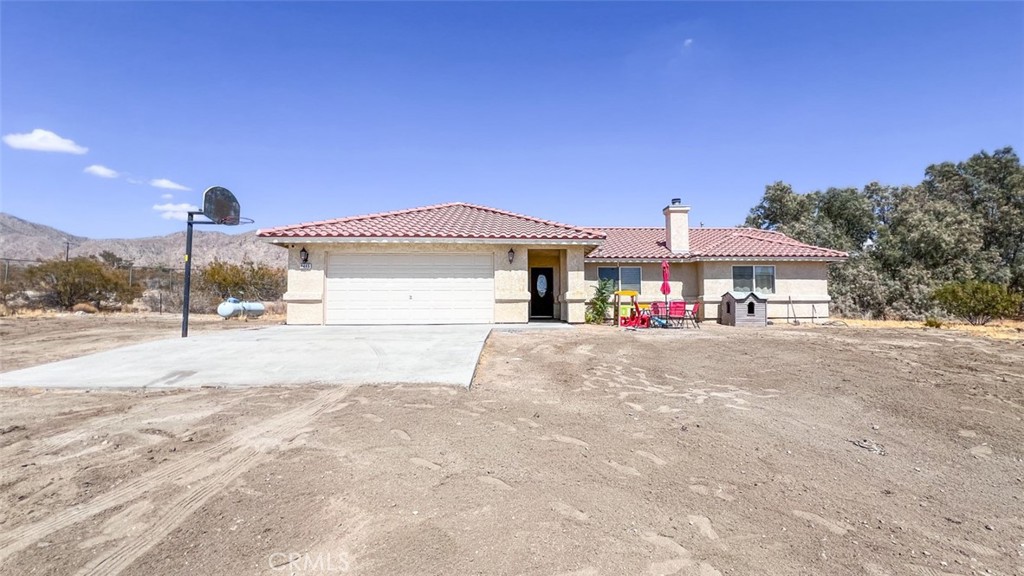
[0, 313, 283, 373]
[0, 319, 1022, 576]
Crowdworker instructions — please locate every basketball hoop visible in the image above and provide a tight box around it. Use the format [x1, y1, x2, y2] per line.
[202, 186, 241, 225]
[181, 186, 251, 338]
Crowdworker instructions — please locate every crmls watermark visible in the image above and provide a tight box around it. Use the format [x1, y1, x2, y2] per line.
[268, 551, 351, 573]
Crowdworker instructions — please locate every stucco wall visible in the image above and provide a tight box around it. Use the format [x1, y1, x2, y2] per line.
[277, 242, 590, 324]
[584, 262, 699, 304]
[563, 247, 587, 323]
[283, 247, 326, 325]
[699, 261, 832, 321]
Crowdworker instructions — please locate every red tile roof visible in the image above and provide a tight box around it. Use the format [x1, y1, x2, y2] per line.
[259, 202, 845, 259]
[257, 202, 607, 241]
[587, 227, 847, 260]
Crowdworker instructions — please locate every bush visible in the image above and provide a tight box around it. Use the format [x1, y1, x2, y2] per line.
[25, 258, 143, 310]
[923, 316, 943, 328]
[932, 281, 1022, 326]
[197, 259, 286, 301]
[585, 278, 615, 324]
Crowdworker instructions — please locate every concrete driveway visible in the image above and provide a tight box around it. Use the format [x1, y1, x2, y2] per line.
[0, 325, 493, 389]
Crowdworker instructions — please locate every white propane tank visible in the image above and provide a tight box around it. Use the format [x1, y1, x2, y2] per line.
[217, 297, 266, 319]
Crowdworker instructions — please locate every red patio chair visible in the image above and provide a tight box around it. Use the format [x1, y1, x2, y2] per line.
[684, 301, 701, 329]
[667, 300, 687, 327]
[650, 301, 669, 328]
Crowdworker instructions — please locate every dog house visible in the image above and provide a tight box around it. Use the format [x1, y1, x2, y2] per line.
[720, 291, 768, 327]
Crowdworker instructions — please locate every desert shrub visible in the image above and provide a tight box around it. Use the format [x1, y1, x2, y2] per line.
[932, 281, 1022, 326]
[25, 258, 143, 310]
[585, 278, 615, 324]
[197, 259, 286, 301]
[72, 302, 99, 314]
[0, 269, 28, 312]
[923, 316, 943, 328]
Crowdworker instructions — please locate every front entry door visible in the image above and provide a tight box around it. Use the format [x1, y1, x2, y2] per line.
[530, 267, 554, 318]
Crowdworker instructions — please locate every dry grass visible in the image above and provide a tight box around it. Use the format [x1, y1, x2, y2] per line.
[0, 307, 51, 318]
[838, 317, 1024, 340]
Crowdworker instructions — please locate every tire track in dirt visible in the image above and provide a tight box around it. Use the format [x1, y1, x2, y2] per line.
[74, 450, 264, 576]
[6, 391, 253, 466]
[7, 393, 197, 459]
[0, 387, 352, 565]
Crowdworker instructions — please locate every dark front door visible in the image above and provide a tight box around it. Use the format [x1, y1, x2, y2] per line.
[530, 267, 554, 318]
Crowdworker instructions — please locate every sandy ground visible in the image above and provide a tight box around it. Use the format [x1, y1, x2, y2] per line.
[0, 313, 283, 373]
[0, 319, 1022, 576]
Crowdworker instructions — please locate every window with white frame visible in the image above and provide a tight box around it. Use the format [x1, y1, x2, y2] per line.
[733, 265, 775, 294]
[597, 266, 642, 293]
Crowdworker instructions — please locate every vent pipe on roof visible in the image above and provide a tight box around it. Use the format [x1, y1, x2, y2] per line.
[664, 199, 691, 253]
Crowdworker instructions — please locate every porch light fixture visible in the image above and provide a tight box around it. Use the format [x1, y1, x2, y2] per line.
[507, 248, 515, 264]
[299, 247, 309, 263]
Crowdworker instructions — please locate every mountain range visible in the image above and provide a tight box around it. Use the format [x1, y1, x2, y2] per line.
[0, 213, 287, 268]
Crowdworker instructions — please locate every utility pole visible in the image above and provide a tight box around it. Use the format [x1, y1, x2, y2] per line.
[65, 241, 70, 262]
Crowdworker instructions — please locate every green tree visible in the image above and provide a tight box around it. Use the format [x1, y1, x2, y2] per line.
[933, 281, 1023, 326]
[743, 147, 1024, 319]
[744, 181, 814, 231]
[96, 250, 132, 269]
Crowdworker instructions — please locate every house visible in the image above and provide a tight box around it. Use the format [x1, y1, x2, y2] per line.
[257, 200, 847, 325]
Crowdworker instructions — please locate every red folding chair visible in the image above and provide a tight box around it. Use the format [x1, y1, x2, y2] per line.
[684, 301, 701, 329]
[650, 301, 669, 328]
[668, 300, 687, 327]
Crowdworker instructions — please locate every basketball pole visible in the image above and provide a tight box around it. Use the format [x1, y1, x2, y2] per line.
[181, 211, 199, 338]
[180, 187, 247, 338]
[181, 210, 217, 337]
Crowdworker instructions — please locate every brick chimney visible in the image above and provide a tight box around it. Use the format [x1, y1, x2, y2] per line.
[663, 198, 690, 253]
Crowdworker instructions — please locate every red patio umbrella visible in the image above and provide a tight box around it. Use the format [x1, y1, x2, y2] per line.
[660, 260, 672, 310]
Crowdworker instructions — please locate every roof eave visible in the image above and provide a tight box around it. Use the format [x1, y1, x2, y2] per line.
[259, 235, 605, 246]
[584, 255, 847, 263]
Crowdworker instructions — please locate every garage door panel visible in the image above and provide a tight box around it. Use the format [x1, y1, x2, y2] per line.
[325, 253, 494, 324]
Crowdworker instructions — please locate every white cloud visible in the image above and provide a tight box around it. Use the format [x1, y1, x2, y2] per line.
[126, 177, 143, 185]
[160, 193, 174, 200]
[84, 164, 119, 178]
[3, 129, 88, 154]
[683, 38, 694, 48]
[150, 178, 191, 191]
[153, 202, 199, 221]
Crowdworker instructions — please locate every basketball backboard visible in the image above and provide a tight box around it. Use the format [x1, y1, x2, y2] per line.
[202, 186, 241, 225]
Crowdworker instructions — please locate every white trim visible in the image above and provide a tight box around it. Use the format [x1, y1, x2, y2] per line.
[597, 265, 643, 294]
[732, 264, 776, 294]
[282, 292, 322, 303]
[585, 256, 844, 263]
[697, 295, 833, 303]
[697, 256, 844, 262]
[262, 236, 603, 246]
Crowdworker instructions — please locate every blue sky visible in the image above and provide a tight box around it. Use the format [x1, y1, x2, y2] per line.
[2, 2, 1021, 239]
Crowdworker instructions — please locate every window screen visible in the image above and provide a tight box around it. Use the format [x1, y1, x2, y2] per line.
[619, 267, 641, 293]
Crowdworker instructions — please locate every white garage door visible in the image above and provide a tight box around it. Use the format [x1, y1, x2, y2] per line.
[325, 253, 495, 325]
